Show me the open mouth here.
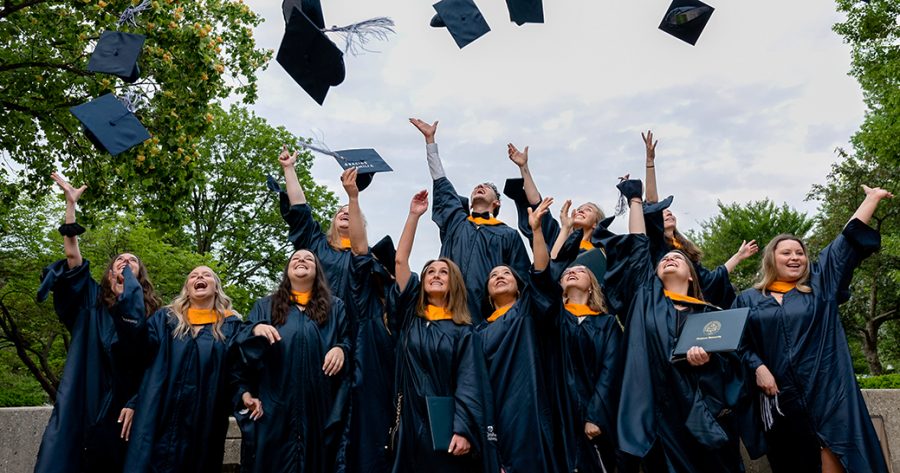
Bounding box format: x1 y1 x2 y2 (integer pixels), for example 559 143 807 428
194 280 209 290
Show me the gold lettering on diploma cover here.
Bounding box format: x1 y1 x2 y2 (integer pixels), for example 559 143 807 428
696 320 722 341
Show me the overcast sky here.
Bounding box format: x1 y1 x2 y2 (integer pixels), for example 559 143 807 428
242 0 865 268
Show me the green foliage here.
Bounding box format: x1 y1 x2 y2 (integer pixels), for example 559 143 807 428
857 374 900 389
0 0 272 230
689 199 814 291
0 352 48 407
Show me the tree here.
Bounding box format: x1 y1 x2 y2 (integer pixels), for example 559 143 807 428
0 0 272 230
690 199 815 291
180 104 338 310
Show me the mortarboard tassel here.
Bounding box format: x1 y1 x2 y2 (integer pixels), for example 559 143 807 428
760 392 784 431
323 17 396 56
117 0 152 28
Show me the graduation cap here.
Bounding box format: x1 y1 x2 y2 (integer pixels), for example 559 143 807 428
568 248 607 282
87 31 145 83
430 0 491 49
333 148 393 191
371 235 396 277
277 6 346 105
505 0 543 26
69 93 150 156
658 0 714 46
282 0 325 28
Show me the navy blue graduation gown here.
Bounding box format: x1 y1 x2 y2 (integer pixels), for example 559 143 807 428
345 254 397 473
474 268 564 473
644 197 736 308
734 218 888 472
388 274 490 473
233 295 352 473
604 234 744 472
530 269 624 473
432 176 531 322
282 202 354 302
34 261 146 473
123 309 243 473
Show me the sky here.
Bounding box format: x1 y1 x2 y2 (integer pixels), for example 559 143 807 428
241 0 866 269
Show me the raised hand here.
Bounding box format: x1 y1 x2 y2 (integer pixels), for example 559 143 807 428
341 167 359 199
507 143 529 168
736 240 759 261
642 130 657 164
409 190 429 216
862 185 894 201
50 172 87 205
241 392 264 421
279 144 299 168
528 197 553 231
559 199 574 230
322 346 345 376
409 118 438 144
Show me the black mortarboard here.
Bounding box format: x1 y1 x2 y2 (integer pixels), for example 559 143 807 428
505 0 543 25
430 0 491 49
334 148 393 191
569 248 607 282
371 235 396 277
502 177 527 203
87 31 145 83
70 93 150 156
277 6 346 105
658 0 714 46
282 0 325 28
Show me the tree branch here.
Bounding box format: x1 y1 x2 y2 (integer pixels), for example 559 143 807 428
0 0 48 19
0 61 91 75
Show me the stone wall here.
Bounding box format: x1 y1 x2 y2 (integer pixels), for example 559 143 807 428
2 390 898 472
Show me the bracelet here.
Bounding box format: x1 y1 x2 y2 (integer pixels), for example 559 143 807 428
629 198 643 204
646 165 655 168
58 223 86 237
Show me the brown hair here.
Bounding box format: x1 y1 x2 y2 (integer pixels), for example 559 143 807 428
752 235 812 294
657 250 706 302
270 250 333 326
415 258 471 325
99 254 162 318
670 230 703 262
562 266 608 314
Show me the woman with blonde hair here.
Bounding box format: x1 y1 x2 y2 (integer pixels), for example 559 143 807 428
736 186 893 473
388 190 492 472
123 265 243 473
232 248 352 472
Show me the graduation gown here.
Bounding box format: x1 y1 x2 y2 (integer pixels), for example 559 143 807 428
644 197 736 308
734 218 888 473
474 268 564 473
604 234 744 472
388 274 489 473
233 295 352 473
530 270 624 473
123 310 243 473
345 254 397 473
432 176 531 322
34 260 145 473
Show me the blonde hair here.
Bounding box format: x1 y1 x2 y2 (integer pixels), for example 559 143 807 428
324 204 367 250
752 235 812 294
562 266 608 314
166 266 237 341
416 258 472 325
579 202 605 230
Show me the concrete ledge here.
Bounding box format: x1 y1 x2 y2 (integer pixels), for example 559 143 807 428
2 390 898 473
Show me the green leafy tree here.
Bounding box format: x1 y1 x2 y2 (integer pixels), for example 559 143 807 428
690 199 814 291
0 0 272 229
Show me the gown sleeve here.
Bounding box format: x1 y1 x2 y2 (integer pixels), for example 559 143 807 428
431 177 468 240
504 232 532 281
282 202 329 251
602 234 655 317
452 328 484 446
386 273 421 332
330 297 353 362
510 190 560 253
585 316 624 434
527 267 562 327
39 259 97 330
814 218 881 295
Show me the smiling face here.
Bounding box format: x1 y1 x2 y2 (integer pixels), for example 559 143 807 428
423 260 451 300
573 203 601 229
773 239 808 282
470 183 500 212
288 249 317 284
487 266 519 300
186 266 217 303
332 205 351 233
656 251 692 282
663 209 677 232
560 265 592 292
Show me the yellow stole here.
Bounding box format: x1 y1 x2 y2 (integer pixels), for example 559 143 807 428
467 216 503 226
564 303 600 316
424 305 453 321
186 308 232 325
663 290 707 306
487 303 514 322
291 290 311 305
339 237 352 250
766 281 797 294
669 237 683 250
579 240 594 251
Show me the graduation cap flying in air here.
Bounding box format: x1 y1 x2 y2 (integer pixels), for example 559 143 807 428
277 0 395 105
70 93 151 156
86 0 152 82
430 0 491 49
298 141 393 191
658 0 715 46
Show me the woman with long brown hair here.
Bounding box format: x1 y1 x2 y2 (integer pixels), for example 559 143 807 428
736 186 892 473
605 179 745 472
232 248 352 472
34 173 161 473
123 266 243 473
389 190 492 472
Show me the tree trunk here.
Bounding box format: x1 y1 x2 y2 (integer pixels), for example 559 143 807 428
863 320 884 375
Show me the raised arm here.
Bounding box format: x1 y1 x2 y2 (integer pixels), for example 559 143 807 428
549 200 575 259
851 185 894 225
50 173 87 269
508 143 541 206
723 240 759 273
410 118 445 180
279 145 306 205
395 190 429 289
642 131 659 204
618 179 646 234
529 197 554 272
341 168 368 255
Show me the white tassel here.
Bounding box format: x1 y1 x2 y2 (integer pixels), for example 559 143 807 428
760 393 784 431
118 89 143 113
323 17 395 56
117 0 152 28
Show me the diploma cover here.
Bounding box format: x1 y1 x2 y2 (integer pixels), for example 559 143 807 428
426 396 455 452
672 307 750 360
